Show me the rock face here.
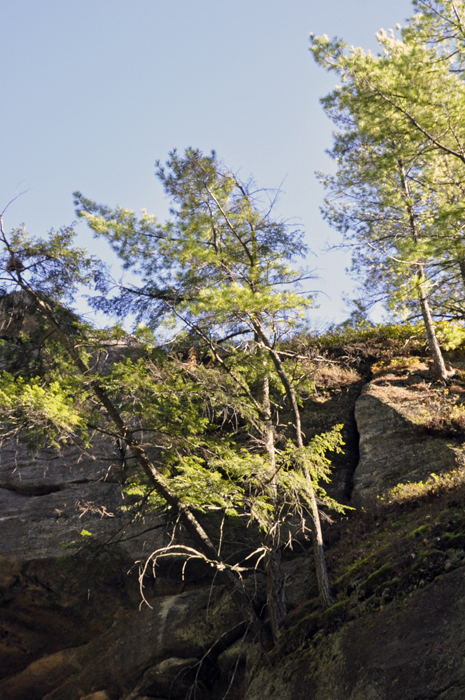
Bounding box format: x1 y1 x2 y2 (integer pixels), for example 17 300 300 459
0 429 255 700
0 434 171 694
3 368 465 699
246 565 465 700
0 436 167 561
0 585 241 700
300 379 363 503
353 380 465 505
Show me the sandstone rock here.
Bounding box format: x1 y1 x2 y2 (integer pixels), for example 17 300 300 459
0 436 168 561
0 646 82 700
211 639 252 700
0 555 20 589
127 656 199 699
1 585 239 700
216 639 251 675
246 566 465 700
0 436 121 491
300 381 364 503
353 381 464 504
5 336 465 700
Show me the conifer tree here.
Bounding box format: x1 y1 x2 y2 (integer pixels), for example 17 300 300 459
309 17 465 378
75 149 345 612
0 203 274 650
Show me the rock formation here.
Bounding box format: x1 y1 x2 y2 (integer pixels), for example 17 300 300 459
2 351 465 699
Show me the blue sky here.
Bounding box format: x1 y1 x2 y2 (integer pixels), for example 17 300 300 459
1 0 413 327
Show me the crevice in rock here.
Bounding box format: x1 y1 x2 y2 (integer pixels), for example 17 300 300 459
342 382 366 502
0 482 64 497
0 478 116 498
343 402 361 502
342 359 377 502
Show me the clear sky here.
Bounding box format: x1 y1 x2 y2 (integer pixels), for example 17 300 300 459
1 0 414 327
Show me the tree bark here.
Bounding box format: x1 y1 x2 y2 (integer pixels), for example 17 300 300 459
458 257 465 291
416 264 449 381
398 158 449 382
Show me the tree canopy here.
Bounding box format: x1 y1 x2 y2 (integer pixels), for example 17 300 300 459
75 149 346 620
309 2 465 378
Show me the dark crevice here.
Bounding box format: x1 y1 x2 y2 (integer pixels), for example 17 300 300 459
343 383 364 502
0 482 65 497
341 359 377 502
0 479 106 497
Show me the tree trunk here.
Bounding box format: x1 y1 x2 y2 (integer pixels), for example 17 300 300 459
255 323 334 608
416 265 449 381
306 490 334 608
397 158 449 382
16 280 274 652
262 375 286 639
458 257 465 290
263 539 285 639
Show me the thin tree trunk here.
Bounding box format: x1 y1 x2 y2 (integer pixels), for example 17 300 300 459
255 323 334 608
416 264 449 381
15 278 274 651
398 159 449 382
262 375 286 640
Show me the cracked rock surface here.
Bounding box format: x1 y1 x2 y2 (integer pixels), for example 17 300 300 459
0 436 167 561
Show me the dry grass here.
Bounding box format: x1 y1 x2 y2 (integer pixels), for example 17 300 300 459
313 364 360 389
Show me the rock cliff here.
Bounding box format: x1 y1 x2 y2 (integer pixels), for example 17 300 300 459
2 350 465 699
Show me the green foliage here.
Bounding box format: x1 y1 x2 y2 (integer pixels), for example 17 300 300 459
74 150 349 550
0 225 102 303
0 291 84 379
121 421 347 532
0 149 349 625
80 529 94 538
74 148 312 341
0 371 88 448
316 321 426 350
310 11 465 322
280 427 348 513
433 322 465 351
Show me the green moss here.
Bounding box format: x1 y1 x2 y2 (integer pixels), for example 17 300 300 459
379 576 401 592
324 599 349 615
363 563 394 586
446 516 465 534
335 553 375 584
407 525 429 539
443 532 465 548
412 549 444 568
283 610 321 640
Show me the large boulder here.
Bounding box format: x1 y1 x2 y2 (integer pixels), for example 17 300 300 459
352 380 464 505
0 585 241 700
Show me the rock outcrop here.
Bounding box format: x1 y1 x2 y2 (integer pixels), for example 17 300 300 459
1 585 242 700
2 357 465 699
0 436 167 562
246 565 465 700
353 379 465 504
